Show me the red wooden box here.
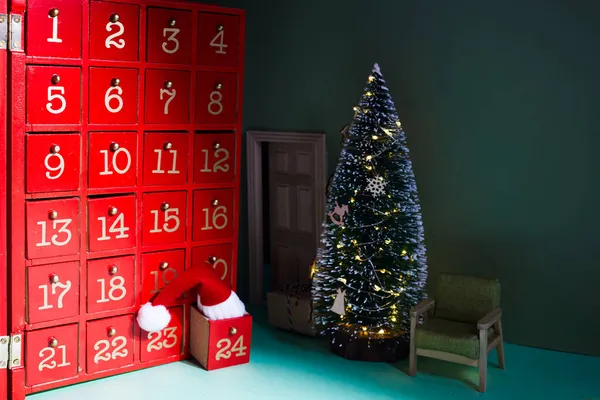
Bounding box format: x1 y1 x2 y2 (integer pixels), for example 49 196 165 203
189 306 252 371
4 0 245 398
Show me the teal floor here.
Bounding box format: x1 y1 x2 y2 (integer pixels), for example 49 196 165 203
30 308 600 400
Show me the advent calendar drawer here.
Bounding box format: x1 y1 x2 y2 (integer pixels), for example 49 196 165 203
140 306 184 362
26 0 83 59
26 198 80 260
197 13 240 68
191 243 233 285
144 69 191 124
90 1 140 62
146 7 193 65
86 315 135 374
142 191 187 246
143 132 189 186
88 132 138 189
140 250 185 304
195 72 237 125
27 262 80 324
27 66 82 125
87 256 135 314
192 189 235 242
193 132 235 184
25 324 79 387
89 67 139 124
26 133 81 193
87 195 136 252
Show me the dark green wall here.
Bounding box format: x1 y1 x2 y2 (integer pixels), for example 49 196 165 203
219 0 600 356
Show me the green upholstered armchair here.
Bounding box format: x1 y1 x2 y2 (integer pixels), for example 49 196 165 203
408 273 505 392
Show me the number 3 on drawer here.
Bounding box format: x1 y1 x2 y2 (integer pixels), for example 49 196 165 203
140 307 183 362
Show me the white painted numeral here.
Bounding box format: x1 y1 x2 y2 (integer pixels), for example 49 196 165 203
38 345 70 371
105 21 126 49
212 259 228 281
97 213 130 241
47 15 62 43
152 149 179 175
200 148 230 173
162 28 180 54
200 206 228 231
146 327 178 351
44 152 65 180
150 268 178 295
159 88 176 115
104 86 124 113
97 276 127 303
46 86 67 115
150 209 180 234
209 30 227 54
100 147 132 176
215 335 247 360
208 91 223 115
36 218 72 247
93 336 129 364
38 280 72 311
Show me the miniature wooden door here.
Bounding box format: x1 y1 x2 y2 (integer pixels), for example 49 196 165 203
5 0 244 398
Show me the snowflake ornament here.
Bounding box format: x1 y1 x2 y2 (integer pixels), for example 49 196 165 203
366 176 387 197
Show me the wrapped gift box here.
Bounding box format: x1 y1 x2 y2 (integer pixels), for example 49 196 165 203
190 305 253 371
267 285 317 337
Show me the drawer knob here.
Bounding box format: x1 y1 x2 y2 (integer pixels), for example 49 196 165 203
48 210 58 220
164 81 173 89
211 199 219 207
49 274 60 284
208 256 217 264
217 24 224 32
169 18 177 27
111 78 121 87
110 142 120 152
215 83 223 90
48 337 59 348
51 74 61 84
229 327 237 335
48 8 59 18
108 265 118 275
107 327 117 337
163 142 173 150
159 261 169 270
50 144 61 154
212 142 221 150
108 206 118 216
160 202 170 211
110 13 120 23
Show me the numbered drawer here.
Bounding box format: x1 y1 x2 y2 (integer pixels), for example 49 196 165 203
86 315 135 374
197 13 240 68
27 261 79 324
88 132 137 189
144 69 191 124
27 66 82 125
26 198 80 260
140 306 184 362
190 307 251 371
87 256 135 314
26 0 83 59
195 72 237 125
26 133 81 193
87 195 136 252
89 67 139 124
146 7 193 65
25 324 79 387
193 132 235 184
142 132 188 186
90 1 140 61
140 249 185 305
192 189 235 242
191 244 233 286
142 191 187 246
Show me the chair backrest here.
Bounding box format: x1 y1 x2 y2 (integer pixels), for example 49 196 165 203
434 273 501 323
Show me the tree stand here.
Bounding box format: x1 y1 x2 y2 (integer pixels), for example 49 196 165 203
330 329 409 362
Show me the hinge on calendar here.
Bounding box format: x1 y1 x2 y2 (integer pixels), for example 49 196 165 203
0 14 8 50
0 334 23 369
8 13 23 52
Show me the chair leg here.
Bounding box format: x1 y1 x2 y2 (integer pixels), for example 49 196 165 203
408 316 417 376
495 320 505 370
478 328 488 393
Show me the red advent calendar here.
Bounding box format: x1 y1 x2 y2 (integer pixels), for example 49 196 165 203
1 0 245 398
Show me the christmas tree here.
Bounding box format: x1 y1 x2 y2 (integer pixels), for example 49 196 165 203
311 64 428 358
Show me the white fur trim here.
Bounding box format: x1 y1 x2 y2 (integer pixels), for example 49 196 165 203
198 291 246 320
137 302 171 333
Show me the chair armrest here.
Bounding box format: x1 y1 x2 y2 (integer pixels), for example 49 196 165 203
410 298 435 317
477 307 502 330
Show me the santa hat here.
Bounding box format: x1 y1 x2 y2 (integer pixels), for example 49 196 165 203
136 265 246 333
